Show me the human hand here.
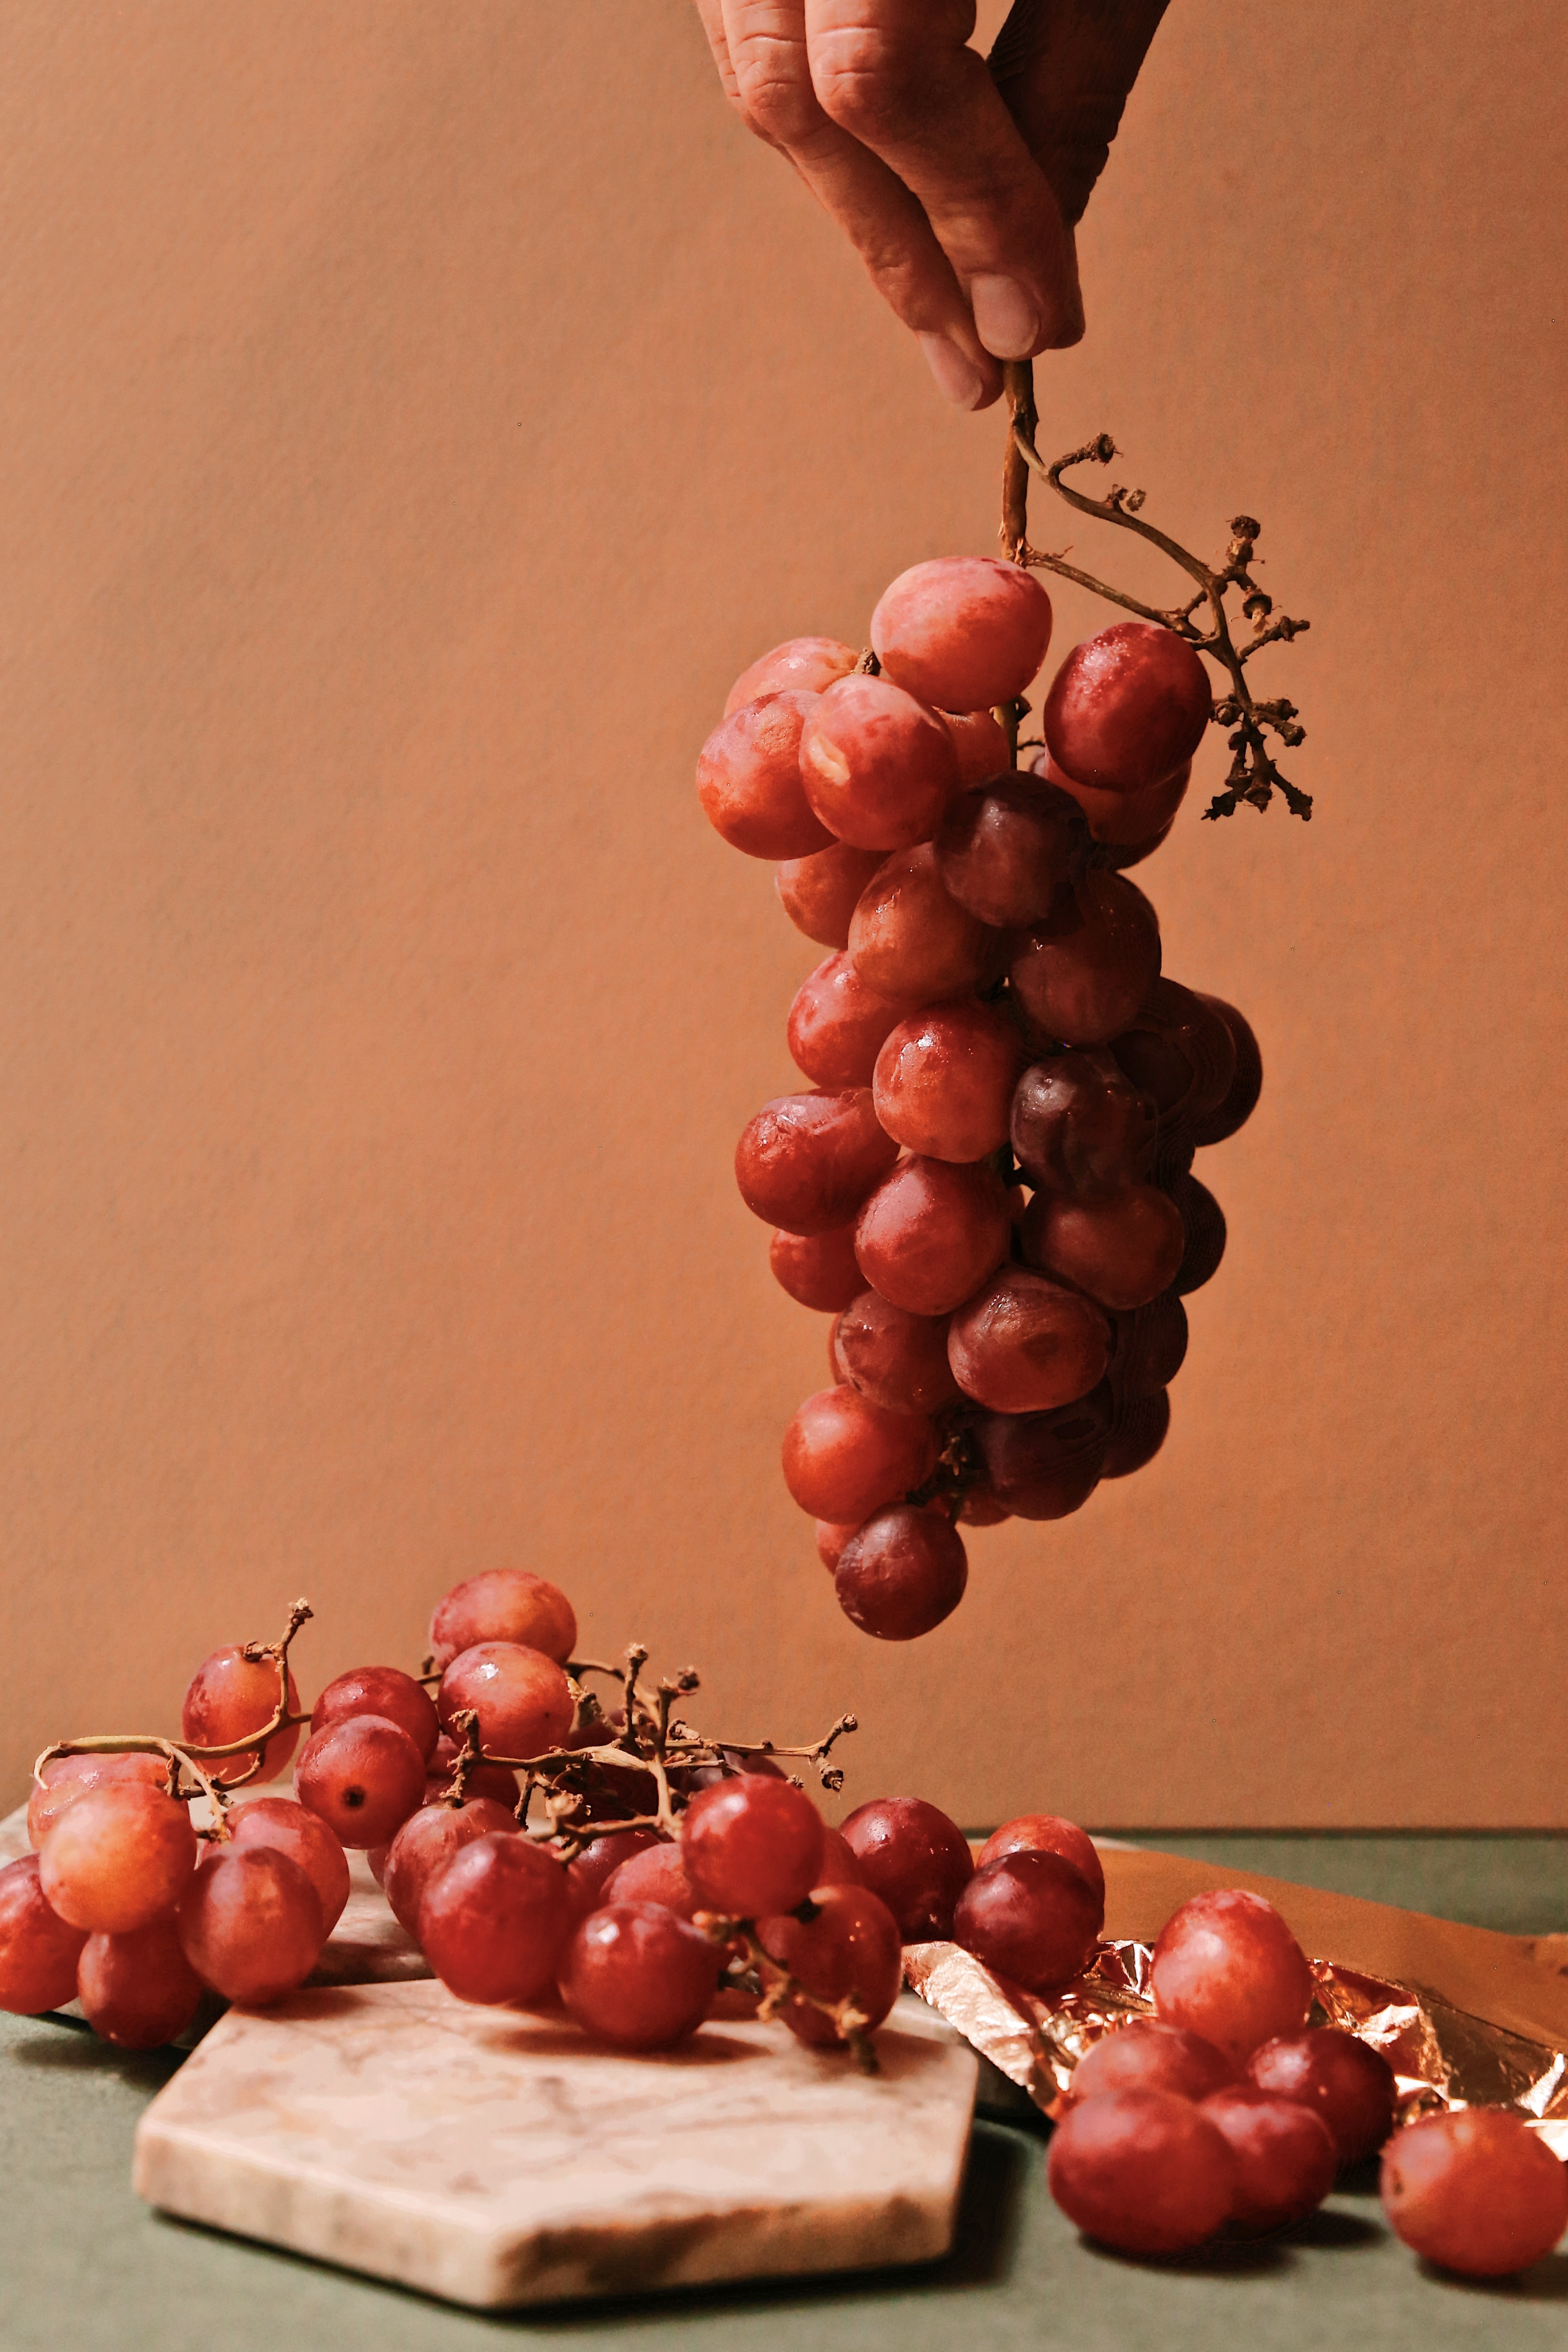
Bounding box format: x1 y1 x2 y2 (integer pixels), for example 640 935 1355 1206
692 1 1170 409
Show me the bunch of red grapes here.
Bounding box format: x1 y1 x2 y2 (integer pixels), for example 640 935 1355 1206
698 556 1262 1638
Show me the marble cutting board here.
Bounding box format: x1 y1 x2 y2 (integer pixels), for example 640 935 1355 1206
132 1981 980 2307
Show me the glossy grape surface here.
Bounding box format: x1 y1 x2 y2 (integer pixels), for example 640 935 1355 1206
697 691 837 859
974 1388 1112 1519
176 1845 324 2004
1011 1049 1157 1199
839 1796 973 1941
873 1001 1026 1163
942 707 1012 784
952 1850 1103 1994
78 1914 203 2049
419 1833 573 2005
775 842 886 950
1245 2027 1397 2168
682 1777 825 1917
781 1384 937 1522
1379 2108 1568 2276
600 1842 700 1920
437 1642 576 1763
725 636 858 715
296 1713 427 1850
381 1797 520 1934
311 1666 439 1763
758 1883 903 2046
1151 1889 1314 2062
227 1796 351 1933
848 845 1001 1005
1009 870 1161 1048
1043 622 1212 793
977 1814 1105 1902
1070 2019 1235 2105
1047 2088 1236 2256
832 1290 960 1415
557 1902 720 2049
870 556 1052 713
0 1854 89 2013
854 1155 1010 1317
735 1089 898 1237
1021 1184 1185 1312
40 1783 198 1935
787 954 903 1090
835 1505 968 1640
27 1752 168 1848
564 1828 662 1918
181 1647 301 1785
934 778 1081 928
769 1224 865 1313
948 1266 1111 1413
799 676 959 850
429 1569 578 1670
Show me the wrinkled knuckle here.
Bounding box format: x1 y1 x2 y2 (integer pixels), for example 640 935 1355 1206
732 58 821 148
812 38 928 145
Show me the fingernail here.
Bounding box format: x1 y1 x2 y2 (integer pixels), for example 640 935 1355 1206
918 332 986 410
970 274 1041 360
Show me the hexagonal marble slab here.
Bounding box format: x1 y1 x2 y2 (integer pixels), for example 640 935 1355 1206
132 1981 978 2306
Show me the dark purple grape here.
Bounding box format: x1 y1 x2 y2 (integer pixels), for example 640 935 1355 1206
973 1387 1113 1519
1011 1051 1156 1199
1112 1291 1188 1398
1102 1390 1170 1479
1170 1173 1227 1295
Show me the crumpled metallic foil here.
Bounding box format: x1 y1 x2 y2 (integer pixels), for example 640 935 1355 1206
903 1939 1568 2157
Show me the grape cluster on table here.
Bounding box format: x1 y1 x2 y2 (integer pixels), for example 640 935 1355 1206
698 557 1264 1639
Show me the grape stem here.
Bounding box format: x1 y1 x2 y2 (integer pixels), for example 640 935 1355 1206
699 1916 881 2074
999 358 1312 821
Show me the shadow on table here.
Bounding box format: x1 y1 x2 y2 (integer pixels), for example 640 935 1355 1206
1418 2252 1568 2304
10 2010 185 2095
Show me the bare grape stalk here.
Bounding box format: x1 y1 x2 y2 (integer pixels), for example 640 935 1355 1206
999 358 1311 822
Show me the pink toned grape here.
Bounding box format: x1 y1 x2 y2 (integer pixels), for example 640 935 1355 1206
1152 1889 1314 2063
1043 748 1190 843
974 1388 1113 1519
758 1883 903 2047
781 1385 937 1523
425 1733 520 1809
1011 1048 1157 1199
835 1505 968 1640
942 707 1012 784
28 1752 168 1848
978 1815 1105 1902
419 1833 573 2005
1071 2019 1235 2105
697 691 837 860
832 1289 960 1415
40 1783 197 1934
1111 978 1237 1126
775 842 886 950
1102 1390 1171 1478
437 1642 576 1762
78 1914 203 2049
854 1155 1010 1317
848 845 1001 1004
311 1666 438 1763
814 1517 861 1571
429 1568 578 1670
1191 994 1263 1147
1380 2108 1568 2276
948 1266 1110 1413
380 1796 519 1934
953 1851 1103 1994
1010 870 1162 1048
735 1088 897 1237
1113 1290 1188 1399
1246 2028 1397 2168
177 1844 323 2003
787 953 903 1090
839 1796 973 1942
934 777 1082 928
1170 1173 1227 1294
815 1828 866 1888
601 1842 699 1920
1048 2089 1236 2255
565 1828 663 1919
1043 622 1213 793
873 1001 1026 1164
1202 2086 1338 2235
799 676 959 850
558 1902 720 2049
724 635 858 715
1021 1185 1185 1312
295 1714 426 1850
181 1646 300 1785
226 1796 351 1933
0 1855 88 2013
681 1777 825 1917
769 1224 865 1313
871 557 1053 714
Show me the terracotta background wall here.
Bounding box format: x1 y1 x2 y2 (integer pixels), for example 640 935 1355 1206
2 2 1563 1824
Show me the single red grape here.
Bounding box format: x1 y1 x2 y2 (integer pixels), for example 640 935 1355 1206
871 556 1053 713
1170 1172 1227 1295
437 1642 575 1761
296 1714 426 1850
934 777 1082 928
977 1815 1105 1903
0 1855 89 2013
40 1783 198 1934
600 1841 700 1920
1111 977 1237 1126
814 1517 861 1571
814 1828 865 1888
1190 993 1263 1146
226 1796 351 1932
1070 2019 1235 2104
1011 1048 1157 1199
1246 2028 1397 2168
735 1088 898 1237
775 842 886 950
848 845 1002 1004
1101 1389 1171 1478
557 1902 720 2049
177 1844 324 2003
974 1387 1112 1520
758 1883 903 2046
697 691 836 859
1021 1185 1186 1312
787 952 903 1090
78 1914 204 2050
948 1265 1110 1413
941 707 1012 785
27 1752 168 1848
952 1851 1103 1994
681 1777 825 1917
1201 2086 1338 2235
181 1646 300 1785
1151 1890 1314 2063
839 1796 973 1941
1045 750 1190 845
310 1666 439 1763
1047 2088 1237 2257
781 1384 937 1523
854 1155 1010 1317
564 1828 663 1918
769 1223 865 1313
724 635 858 715
428 1568 578 1670
417 1833 572 2005
1043 621 1213 793
835 1505 968 1640
1380 2108 1568 2277
832 1289 960 1415
873 1000 1027 1163
799 676 959 850
378 1796 520 1934
1112 1290 1188 1399
1010 870 1162 1049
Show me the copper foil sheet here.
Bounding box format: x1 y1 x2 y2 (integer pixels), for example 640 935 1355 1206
903 1939 1568 2157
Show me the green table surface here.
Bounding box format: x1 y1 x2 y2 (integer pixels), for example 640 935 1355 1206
5 1834 1565 2352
